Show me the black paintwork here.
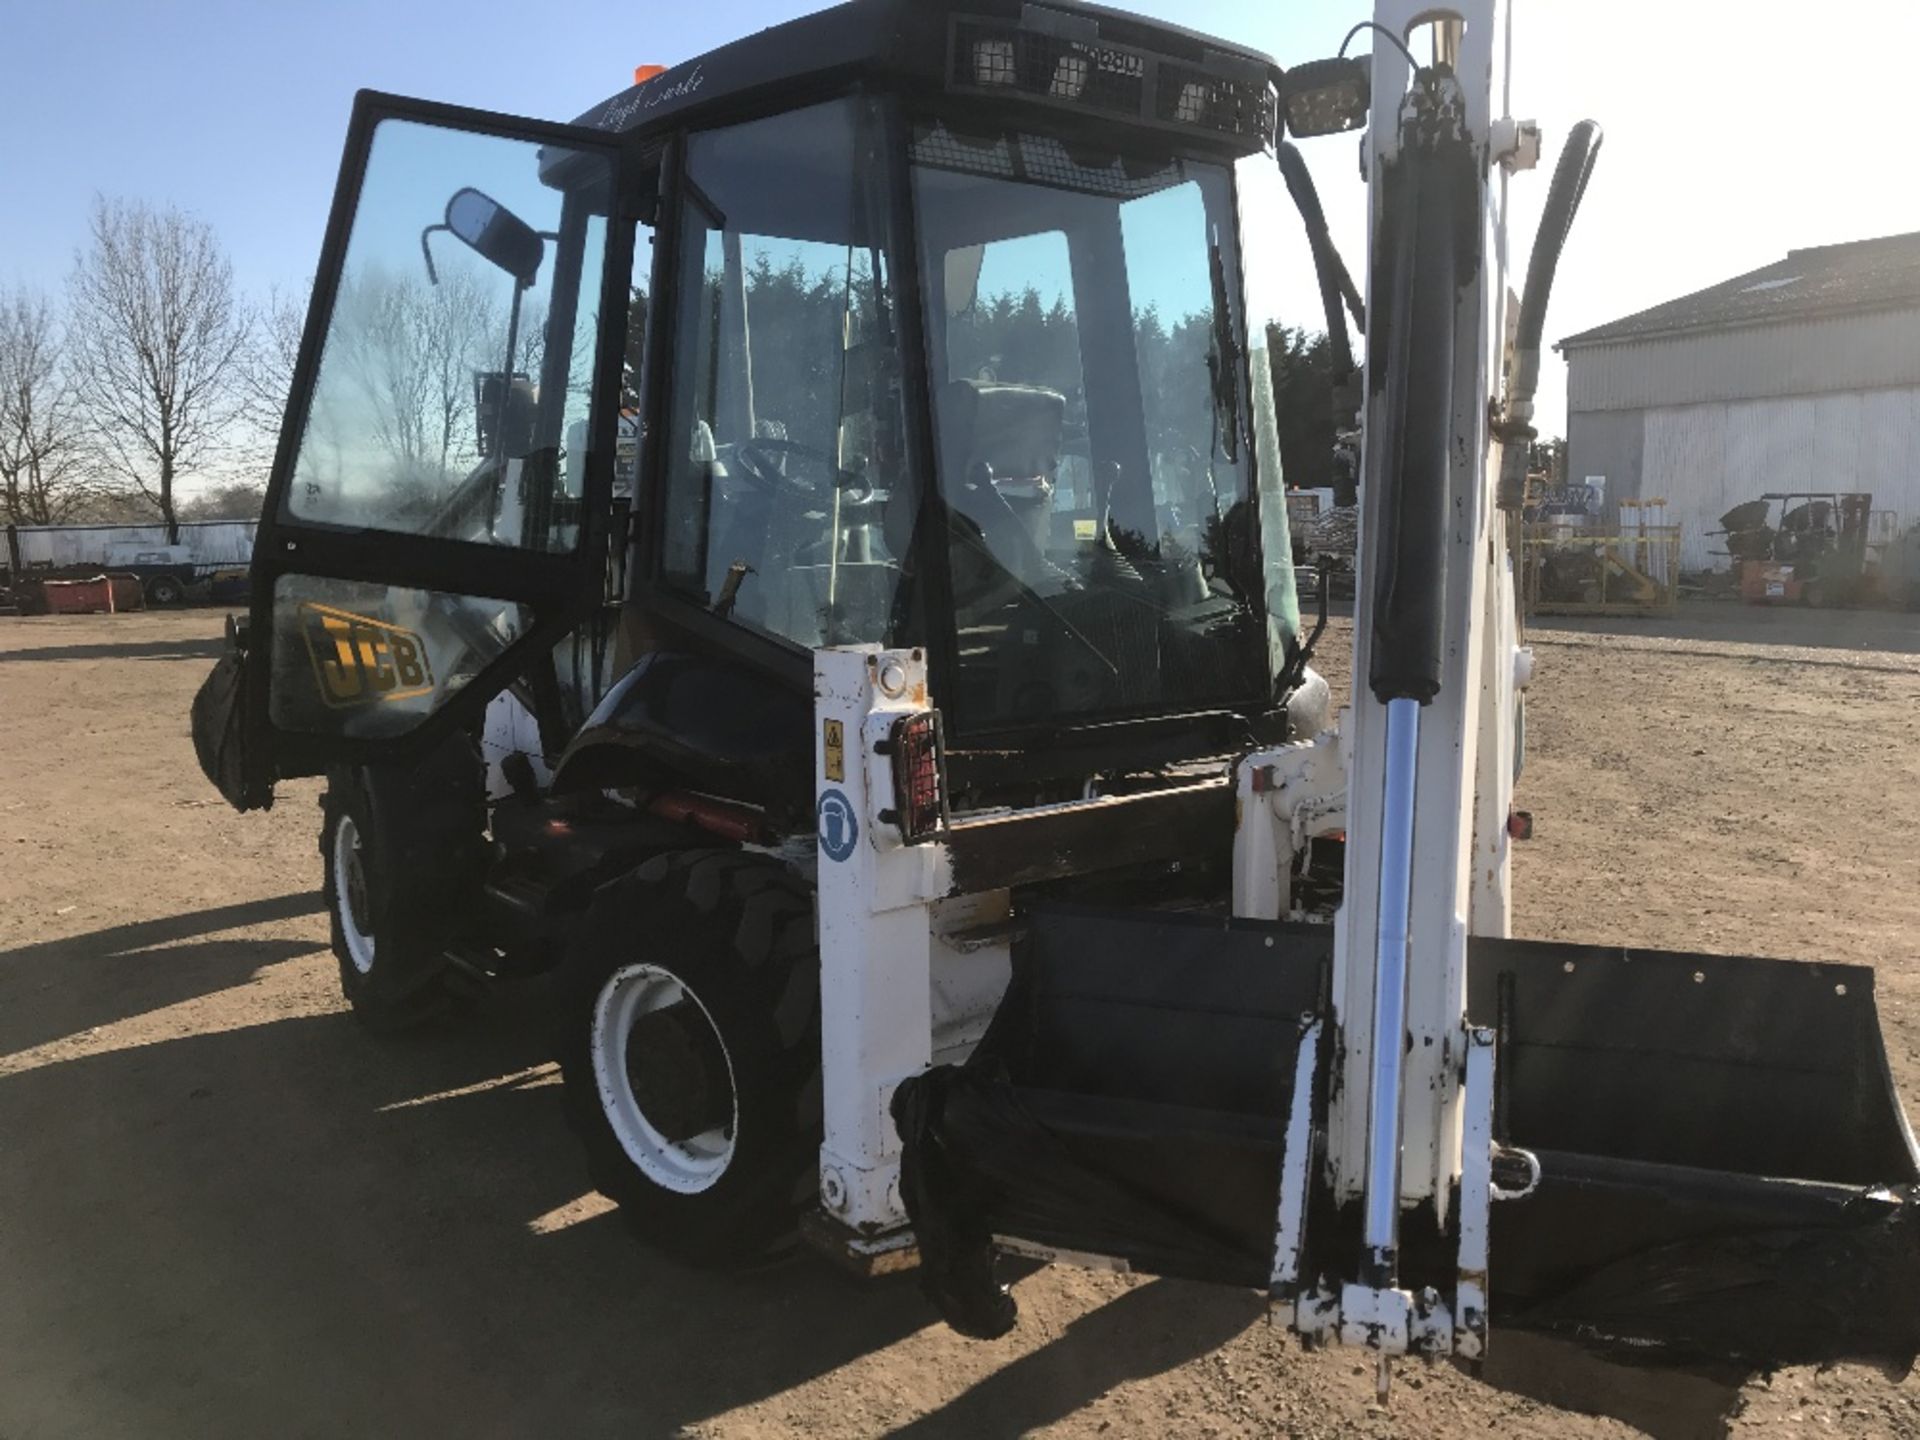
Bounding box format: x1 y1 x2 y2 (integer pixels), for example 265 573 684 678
567 0 1280 149
550 651 814 825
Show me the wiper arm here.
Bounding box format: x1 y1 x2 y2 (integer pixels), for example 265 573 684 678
952 513 1119 677
1206 224 1244 465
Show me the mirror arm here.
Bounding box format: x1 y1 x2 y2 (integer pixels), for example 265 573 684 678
420 223 449 286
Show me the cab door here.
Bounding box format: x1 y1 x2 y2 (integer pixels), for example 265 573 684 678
231 92 638 806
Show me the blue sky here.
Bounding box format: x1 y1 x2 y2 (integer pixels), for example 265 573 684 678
5 0 1919 442
0 0 1350 300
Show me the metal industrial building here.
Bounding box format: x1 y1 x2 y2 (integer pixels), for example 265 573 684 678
1560 231 1920 572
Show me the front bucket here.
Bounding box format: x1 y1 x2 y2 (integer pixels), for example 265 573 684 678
893 907 1920 1389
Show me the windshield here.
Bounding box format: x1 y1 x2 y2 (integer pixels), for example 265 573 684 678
912 120 1276 738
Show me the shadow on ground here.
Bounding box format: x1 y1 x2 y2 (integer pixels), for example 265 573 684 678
0 896 1252 1440
0 636 226 664
0 894 328 1055
892 1279 1260 1439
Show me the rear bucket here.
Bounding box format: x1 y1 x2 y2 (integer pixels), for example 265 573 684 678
893 907 1920 1391
1470 936 1920 1373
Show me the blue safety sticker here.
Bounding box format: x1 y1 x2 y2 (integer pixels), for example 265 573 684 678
817 788 859 862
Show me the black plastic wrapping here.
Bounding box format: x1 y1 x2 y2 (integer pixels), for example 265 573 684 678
893 906 1920 1391
191 627 267 813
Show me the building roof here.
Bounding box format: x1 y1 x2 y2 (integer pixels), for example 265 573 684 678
1559 230 1920 350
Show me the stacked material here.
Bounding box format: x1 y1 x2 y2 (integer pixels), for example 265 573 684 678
1306 505 1359 562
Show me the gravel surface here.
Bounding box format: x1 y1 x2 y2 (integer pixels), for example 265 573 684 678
0 605 1915 1439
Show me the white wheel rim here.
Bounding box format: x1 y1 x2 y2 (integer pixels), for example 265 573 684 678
591 963 739 1194
332 814 376 976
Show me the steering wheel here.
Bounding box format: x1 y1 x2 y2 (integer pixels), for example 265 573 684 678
731 438 860 500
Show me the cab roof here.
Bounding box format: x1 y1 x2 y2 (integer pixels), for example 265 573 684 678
570 0 1281 156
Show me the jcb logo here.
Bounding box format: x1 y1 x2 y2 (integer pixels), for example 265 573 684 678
297 602 435 708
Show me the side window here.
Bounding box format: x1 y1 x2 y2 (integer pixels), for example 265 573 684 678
661 97 915 651
288 118 611 554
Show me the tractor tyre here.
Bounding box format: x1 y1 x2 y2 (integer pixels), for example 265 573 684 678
556 849 820 1268
319 734 488 1034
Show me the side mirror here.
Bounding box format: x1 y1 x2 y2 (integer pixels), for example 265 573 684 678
429 188 545 287
1283 57 1371 139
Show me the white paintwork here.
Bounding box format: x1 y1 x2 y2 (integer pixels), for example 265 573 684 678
481 689 553 801
1335 0 1511 1227
928 891 1014 1063
814 646 950 1233
1316 0 1522 1374
331 813 375 975
1454 1026 1497 1359
1268 1016 1324 1318
1468 540 1524 939
1232 728 1348 922
591 962 738 1193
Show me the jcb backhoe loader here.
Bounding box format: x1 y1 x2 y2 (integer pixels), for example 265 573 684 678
192 2 1920 1432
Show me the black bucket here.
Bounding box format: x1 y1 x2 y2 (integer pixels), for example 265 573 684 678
893 905 1920 1388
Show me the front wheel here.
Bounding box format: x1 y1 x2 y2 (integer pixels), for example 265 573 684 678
319 736 486 1032
556 850 820 1267
145 573 186 606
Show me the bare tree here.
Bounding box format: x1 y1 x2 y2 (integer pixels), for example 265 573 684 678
325 265 498 486
0 288 88 526
68 197 251 543
239 282 309 459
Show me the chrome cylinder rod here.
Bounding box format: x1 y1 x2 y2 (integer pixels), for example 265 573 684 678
1362 695 1421 1278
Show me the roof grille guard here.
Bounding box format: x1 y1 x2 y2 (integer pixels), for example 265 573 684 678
948 12 1275 150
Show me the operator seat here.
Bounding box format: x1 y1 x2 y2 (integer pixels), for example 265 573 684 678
942 380 1067 590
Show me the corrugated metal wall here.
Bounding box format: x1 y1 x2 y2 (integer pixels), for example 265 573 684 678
1567 307 1920 413
1566 408 1645 499
1640 388 1920 569
11 521 257 570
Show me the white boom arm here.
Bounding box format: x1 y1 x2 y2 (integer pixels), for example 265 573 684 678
1241 0 1540 1393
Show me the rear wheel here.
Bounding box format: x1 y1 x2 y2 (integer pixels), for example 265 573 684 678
145 573 186 606
556 849 820 1267
319 736 487 1032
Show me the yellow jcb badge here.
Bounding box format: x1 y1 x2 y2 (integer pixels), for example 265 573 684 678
298 602 435 708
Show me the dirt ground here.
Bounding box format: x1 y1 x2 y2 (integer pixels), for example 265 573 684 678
1 603 1917 1440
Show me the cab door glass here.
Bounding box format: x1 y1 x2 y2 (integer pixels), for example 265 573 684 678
267 116 617 742
287 119 612 554
661 97 915 651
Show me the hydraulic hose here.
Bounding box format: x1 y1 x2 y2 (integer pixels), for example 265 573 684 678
1498 120 1602 505
1277 141 1365 389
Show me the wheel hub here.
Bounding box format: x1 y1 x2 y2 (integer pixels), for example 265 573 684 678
591 963 739 1194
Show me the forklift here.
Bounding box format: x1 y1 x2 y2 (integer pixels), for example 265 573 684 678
1725 491 1880 606
192 1 1920 1432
